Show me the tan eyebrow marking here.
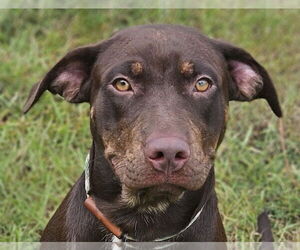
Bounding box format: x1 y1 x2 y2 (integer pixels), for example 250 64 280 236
180 61 194 76
131 62 143 76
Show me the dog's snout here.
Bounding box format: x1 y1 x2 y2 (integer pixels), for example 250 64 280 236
145 137 190 174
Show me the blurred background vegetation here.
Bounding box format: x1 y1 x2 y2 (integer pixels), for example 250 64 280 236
0 9 299 241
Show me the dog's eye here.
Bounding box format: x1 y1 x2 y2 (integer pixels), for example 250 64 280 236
114 79 132 92
195 78 211 92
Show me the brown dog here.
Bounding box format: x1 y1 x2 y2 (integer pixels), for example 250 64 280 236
24 24 282 242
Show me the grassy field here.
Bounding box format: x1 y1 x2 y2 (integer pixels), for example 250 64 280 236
0 9 299 242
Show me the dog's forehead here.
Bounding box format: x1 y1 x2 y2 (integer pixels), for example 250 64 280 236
97 25 221 71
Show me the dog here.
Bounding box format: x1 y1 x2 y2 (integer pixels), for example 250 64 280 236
24 24 282 242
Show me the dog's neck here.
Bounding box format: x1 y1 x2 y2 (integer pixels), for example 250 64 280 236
87 141 216 241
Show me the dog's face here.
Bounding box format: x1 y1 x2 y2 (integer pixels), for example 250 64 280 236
24 25 281 210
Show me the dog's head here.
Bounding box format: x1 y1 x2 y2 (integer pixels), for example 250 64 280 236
24 25 282 210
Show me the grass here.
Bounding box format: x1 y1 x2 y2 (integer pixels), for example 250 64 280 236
0 9 299 242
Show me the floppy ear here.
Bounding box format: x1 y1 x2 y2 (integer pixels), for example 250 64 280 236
213 40 282 117
23 43 102 113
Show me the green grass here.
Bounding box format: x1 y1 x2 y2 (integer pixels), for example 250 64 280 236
0 9 299 242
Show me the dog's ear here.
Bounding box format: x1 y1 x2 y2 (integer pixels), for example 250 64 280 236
213 39 282 117
23 43 102 113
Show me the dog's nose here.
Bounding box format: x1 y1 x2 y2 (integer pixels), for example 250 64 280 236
145 137 190 174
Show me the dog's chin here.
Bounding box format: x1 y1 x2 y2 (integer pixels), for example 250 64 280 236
121 184 185 214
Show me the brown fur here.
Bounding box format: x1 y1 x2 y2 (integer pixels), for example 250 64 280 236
23 24 281 242
180 61 194 76
131 62 143 76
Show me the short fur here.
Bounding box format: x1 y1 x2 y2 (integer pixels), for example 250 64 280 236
24 24 281 242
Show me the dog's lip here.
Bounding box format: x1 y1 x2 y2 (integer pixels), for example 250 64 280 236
126 183 186 195
141 183 184 193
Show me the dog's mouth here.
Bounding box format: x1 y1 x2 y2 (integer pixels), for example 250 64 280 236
121 184 185 213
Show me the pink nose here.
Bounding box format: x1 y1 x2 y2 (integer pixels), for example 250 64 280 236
144 137 190 174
